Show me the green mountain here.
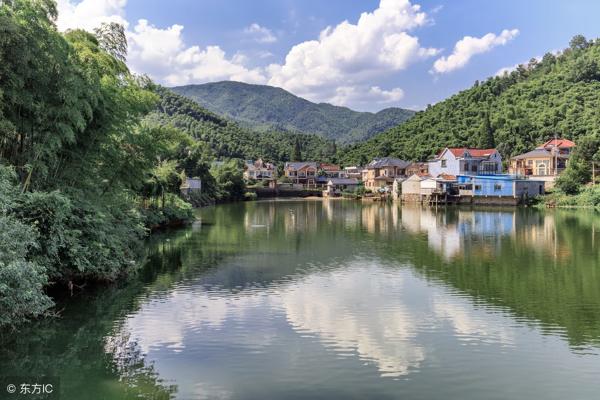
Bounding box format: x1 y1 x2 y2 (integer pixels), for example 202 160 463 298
145 87 338 163
339 35 600 166
170 81 415 145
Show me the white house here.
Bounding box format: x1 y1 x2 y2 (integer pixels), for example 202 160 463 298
428 148 502 177
244 159 276 181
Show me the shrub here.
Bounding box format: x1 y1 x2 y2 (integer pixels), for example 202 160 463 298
0 167 52 327
244 191 258 201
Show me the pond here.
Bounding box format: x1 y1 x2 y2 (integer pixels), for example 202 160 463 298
2 199 600 399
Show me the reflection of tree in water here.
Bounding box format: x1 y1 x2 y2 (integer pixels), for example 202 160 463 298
105 331 177 399
0 231 206 399
388 207 600 351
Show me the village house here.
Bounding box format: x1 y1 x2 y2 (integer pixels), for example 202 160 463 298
243 159 276 182
428 148 502 177
323 178 360 197
457 174 545 205
391 177 407 200
400 173 457 202
319 163 346 178
316 163 347 187
401 174 426 202
284 161 318 187
420 174 458 197
508 138 575 187
344 166 364 180
406 162 429 176
362 157 411 190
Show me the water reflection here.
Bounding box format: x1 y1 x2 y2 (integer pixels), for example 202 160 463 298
2 201 600 399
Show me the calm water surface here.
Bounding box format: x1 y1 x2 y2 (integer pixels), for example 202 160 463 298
2 200 600 399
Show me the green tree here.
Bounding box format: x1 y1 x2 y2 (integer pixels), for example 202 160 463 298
478 113 496 148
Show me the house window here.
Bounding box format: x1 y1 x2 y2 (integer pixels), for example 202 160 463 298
535 160 549 176
471 164 477 172
441 160 447 168
474 184 482 191
494 184 502 191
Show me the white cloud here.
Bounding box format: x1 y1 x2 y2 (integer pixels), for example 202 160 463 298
495 63 521 77
244 23 277 44
56 0 128 31
330 86 404 108
267 0 439 106
56 1 266 86
55 0 520 111
432 29 519 74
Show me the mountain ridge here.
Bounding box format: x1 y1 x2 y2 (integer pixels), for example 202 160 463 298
170 81 415 145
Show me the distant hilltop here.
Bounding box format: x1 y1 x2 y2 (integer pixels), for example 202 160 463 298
170 81 415 145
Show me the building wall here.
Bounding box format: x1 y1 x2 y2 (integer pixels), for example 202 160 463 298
402 179 422 195
515 180 545 196
430 150 502 177
420 179 437 195
472 177 515 197
429 151 459 177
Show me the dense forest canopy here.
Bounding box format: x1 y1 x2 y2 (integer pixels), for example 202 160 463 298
339 35 600 166
147 87 338 163
171 81 415 145
0 0 197 328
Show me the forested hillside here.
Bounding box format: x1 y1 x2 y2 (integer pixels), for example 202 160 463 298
339 35 600 166
0 1 199 327
171 81 415 145
146 87 338 163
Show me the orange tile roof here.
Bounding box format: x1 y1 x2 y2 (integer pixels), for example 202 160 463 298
319 163 341 171
537 138 576 149
443 148 498 158
437 173 457 180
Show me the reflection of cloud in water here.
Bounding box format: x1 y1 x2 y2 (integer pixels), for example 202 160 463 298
282 262 425 377
114 289 280 355
107 259 518 385
432 293 514 346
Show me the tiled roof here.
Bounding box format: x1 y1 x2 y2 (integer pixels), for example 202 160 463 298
285 161 318 170
436 173 457 181
327 178 359 185
445 148 498 158
319 163 341 171
537 138 576 149
511 148 569 160
366 157 411 169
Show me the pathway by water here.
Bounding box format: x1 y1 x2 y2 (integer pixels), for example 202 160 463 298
2 200 600 399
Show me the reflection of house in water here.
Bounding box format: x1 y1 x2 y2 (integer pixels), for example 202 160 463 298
457 210 515 237
514 212 571 261
244 202 277 234
400 206 461 259
361 204 400 234
283 201 320 235
400 207 517 260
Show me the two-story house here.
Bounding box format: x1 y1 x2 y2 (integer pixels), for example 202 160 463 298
428 148 502 177
284 162 318 186
344 166 364 180
244 159 276 181
362 157 411 189
316 163 347 186
508 139 575 186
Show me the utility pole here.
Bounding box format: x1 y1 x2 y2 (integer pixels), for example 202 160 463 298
554 134 558 176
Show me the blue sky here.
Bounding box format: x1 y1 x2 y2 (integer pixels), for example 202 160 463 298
57 0 600 111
